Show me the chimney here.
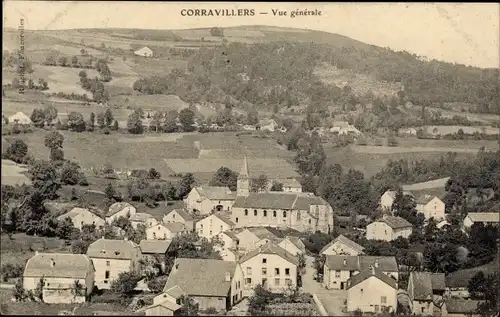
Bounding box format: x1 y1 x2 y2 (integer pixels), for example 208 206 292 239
371 265 375 275
101 236 105 240
374 260 379 268
343 258 347 266
50 258 55 267
225 272 231 282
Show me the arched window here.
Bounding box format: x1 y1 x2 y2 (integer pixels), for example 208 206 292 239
254 210 257 216
273 211 277 217
263 210 267 217
244 209 248 216
283 211 287 218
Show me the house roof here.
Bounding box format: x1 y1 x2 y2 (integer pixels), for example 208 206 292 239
24 253 93 279
374 215 413 229
8 112 32 124
139 240 172 254
346 266 398 290
160 222 187 233
444 299 482 314
221 230 239 242
165 285 185 299
106 202 134 217
279 236 306 252
162 258 237 297
239 242 299 266
56 207 103 221
165 209 193 221
320 234 365 254
466 212 500 223
445 260 498 288
278 178 302 188
409 272 446 301
130 212 155 222
196 186 236 200
86 238 140 260
247 227 282 241
332 121 350 128
212 213 236 227
402 177 450 191
415 194 439 205
325 255 398 272
259 118 278 127
232 192 329 211
147 300 181 312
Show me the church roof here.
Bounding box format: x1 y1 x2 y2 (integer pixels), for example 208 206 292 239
238 156 249 179
232 192 329 211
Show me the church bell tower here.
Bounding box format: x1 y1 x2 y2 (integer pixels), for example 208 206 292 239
237 156 250 197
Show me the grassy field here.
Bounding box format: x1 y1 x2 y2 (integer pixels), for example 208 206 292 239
424 125 499 136
395 137 499 150
1 160 31 186
109 94 189 113
353 145 483 154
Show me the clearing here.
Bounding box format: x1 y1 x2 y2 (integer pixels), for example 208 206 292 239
1 159 31 186
109 94 189 113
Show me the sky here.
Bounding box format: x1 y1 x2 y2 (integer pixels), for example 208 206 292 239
3 1 499 68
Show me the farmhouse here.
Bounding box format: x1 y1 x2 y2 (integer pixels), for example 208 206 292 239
330 121 361 135
277 236 306 256
196 213 236 240
146 223 188 240
235 226 282 251
379 190 414 211
258 118 278 132
161 258 244 311
239 242 298 296
105 202 137 224
320 234 365 256
24 252 95 304
134 46 153 57
366 215 413 241
142 299 181 316
346 266 398 313
323 255 398 290
272 178 303 193
415 195 445 221
56 207 106 230
129 212 158 229
407 271 446 316
8 111 32 125
139 239 172 272
150 285 185 312
462 212 500 230
86 238 142 289
163 208 196 231
185 186 236 215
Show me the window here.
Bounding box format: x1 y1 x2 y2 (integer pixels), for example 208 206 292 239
297 213 300 221
315 206 319 217
106 261 110 266
210 219 212 224
381 296 387 304
275 278 280 286
209 230 212 235
285 268 290 276
200 230 203 235
81 221 84 227
275 268 280 275
335 270 341 278
105 271 110 279
384 230 387 234
163 233 167 239
92 221 95 225
246 267 252 275
421 307 425 313
153 232 156 239
285 278 292 286
173 214 175 218
262 278 267 286
104 280 108 284
262 258 267 264
263 210 267 217
262 268 267 275
200 224 204 228
308 219 311 224
245 209 248 216
254 210 257 216
273 211 277 217
245 278 252 284
283 211 287 218
220 225 223 232
236 217 239 223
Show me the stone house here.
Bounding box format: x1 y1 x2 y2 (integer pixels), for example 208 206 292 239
130 212 158 229
415 195 446 221
134 46 153 57
277 236 306 256
274 178 303 193
161 258 244 311
146 223 188 240
163 209 196 232
216 230 240 252
320 234 365 256
257 118 278 132
196 213 236 240
323 255 398 290
86 238 142 289
346 266 398 313
105 202 136 224
185 186 236 215
235 226 282 252
139 239 172 273
56 207 106 231
462 212 500 230
407 271 446 316
379 190 414 211
239 243 298 296
23 252 95 304
366 215 413 241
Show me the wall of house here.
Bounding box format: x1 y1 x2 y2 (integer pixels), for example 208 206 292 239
367 222 412 241
412 300 434 316
146 305 174 316
232 207 292 229
43 288 85 304
278 240 302 256
446 288 470 299
220 249 238 262
193 296 227 311
323 267 356 290
90 258 132 289
417 198 445 221
322 241 362 256
131 218 158 230
462 217 474 229
186 189 203 212
231 264 244 304
380 193 394 211
105 206 136 224
146 225 174 240
240 253 297 297
216 233 238 252
346 276 397 313
196 216 231 240
70 212 105 230
393 227 412 240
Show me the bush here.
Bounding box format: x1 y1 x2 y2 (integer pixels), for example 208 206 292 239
1 263 23 281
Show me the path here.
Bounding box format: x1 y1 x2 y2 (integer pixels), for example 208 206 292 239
301 255 348 316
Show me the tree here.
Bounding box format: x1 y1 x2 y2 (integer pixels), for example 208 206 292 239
127 112 144 134
251 174 268 192
58 56 68 67
60 161 86 185
147 168 161 180
104 182 117 200
392 189 425 228
178 295 199 316
112 120 119 131
176 173 196 199
468 271 487 299
78 70 87 78
43 106 58 126
313 254 326 281
67 112 86 132
178 108 195 131
34 277 45 302
110 272 140 297
209 166 238 191
71 55 78 67
30 108 46 128
147 275 168 294
96 112 105 129
247 109 259 125
270 181 283 191
210 27 224 37
12 278 26 302
423 242 460 273
50 148 64 162
476 272 499 317
248 285 275 315
104 109 114 126
89 112 95 128
5 140 28 163
44 131 64 151
28 160 61 200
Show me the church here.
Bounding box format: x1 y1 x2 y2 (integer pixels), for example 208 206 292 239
230 157 334 234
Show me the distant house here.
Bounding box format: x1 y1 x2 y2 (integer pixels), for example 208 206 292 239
366 215 413 241
442 299 482 317
134 46 153 57
24 252 95 304
407 271 446 316
462 212 500 230
161 258 244 311
216 230 240 253
139 239 172 272
379 190 414 211
279 126 287 133
236 226 282 252
323 255 398 290
271 178 303 193
86 238 142 289
105 202 136 224
239 243 298 296
150 285 185 314
57 207 106 230
320 234 365 256
330 121 361 136
129 212 157 229
277 236 306 256
437 220 450 229
143 299 181 316
415 195 445 221
163 208 196 232
57 113 69 126
403 128 418 136
257 118 278 132
242 125 257 131
8 112 32 125
196 213 236 240
146 223 187 240
185 186 236 215
346 266 398 313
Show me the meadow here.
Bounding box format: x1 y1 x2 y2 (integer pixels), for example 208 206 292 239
424 125 499 136
109 94 189 113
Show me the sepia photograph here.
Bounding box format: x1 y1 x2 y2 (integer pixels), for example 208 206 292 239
1 1 499 316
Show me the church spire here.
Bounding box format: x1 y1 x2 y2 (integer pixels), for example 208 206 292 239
239 156 249 179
